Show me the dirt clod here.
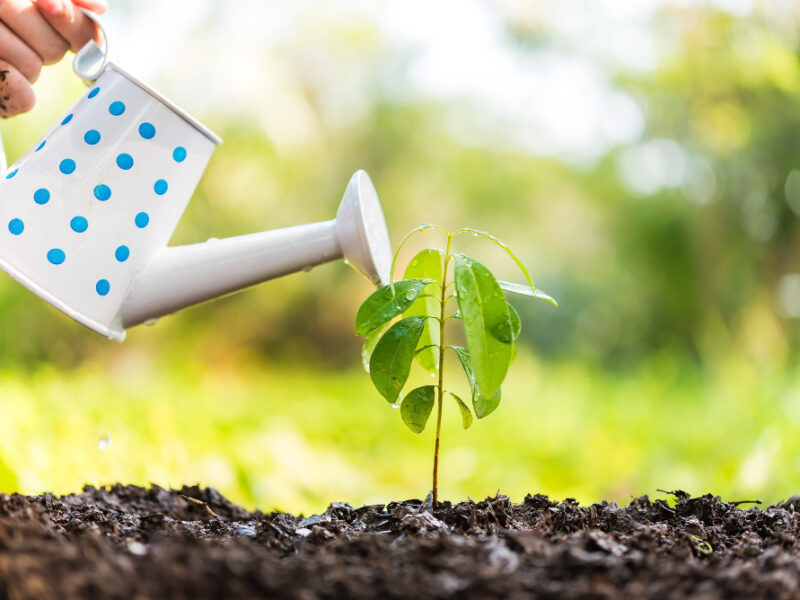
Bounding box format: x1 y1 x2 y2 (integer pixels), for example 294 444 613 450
1 485 799 598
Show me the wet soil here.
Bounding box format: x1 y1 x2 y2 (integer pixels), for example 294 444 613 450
1 486 800 599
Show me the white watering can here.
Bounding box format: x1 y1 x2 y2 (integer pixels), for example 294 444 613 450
0 12 391 341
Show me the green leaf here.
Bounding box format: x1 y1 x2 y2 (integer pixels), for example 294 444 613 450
404 249 443 373
446 391 473 429
400 386 436 433
452 346 502 419
389 224 450 286
453 254 513 398
355 279 434 336
508 303 521 341
369 316 428 403
361 327 385 373
498 280 558 308
473 384 502 418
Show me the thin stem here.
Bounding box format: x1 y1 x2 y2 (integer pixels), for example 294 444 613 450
451 227 537 295
432 233 453 507
414 344 439 356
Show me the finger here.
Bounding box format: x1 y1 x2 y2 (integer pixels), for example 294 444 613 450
0 60 36 117
70 0 108 15
0 21 42 82
33 0 98 52
0 0 69 65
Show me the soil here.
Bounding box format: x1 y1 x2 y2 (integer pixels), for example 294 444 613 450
1 486 800 599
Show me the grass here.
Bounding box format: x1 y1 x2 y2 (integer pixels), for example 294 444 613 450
0 350 798 515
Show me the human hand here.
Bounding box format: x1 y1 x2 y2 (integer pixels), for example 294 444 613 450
0 0 108 117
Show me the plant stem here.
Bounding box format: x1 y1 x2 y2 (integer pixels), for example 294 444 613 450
432 234 453 507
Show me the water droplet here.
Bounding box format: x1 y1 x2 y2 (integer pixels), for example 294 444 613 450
144 318 159 327
430 372 436 378
302 265 313 273
472 233 478 238
343 258 349 265
405 290 417 301
98 433 111 451
390 403 400 409
126 540 147 556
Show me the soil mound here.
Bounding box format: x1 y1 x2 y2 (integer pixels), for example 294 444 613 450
1 485 799 599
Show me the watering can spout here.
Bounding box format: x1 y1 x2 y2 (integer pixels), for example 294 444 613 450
118 170 392 329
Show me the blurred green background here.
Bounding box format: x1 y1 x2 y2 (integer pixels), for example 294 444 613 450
2 0 800 514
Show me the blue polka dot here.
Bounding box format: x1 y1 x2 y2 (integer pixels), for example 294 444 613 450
59 159 76 174
96 279 110 296
33 188 50 205
154 179 168 195
8 219 23 235
84 130 101 145
139 122 156 139
109 101 125 116
35 140 46 152
173 147 187 162
115 245 130 262
88 87 100 99
47 249 65 265
135 212 149 228
61 114 73 125
116 153 133 170
5 169 18 179
94 184 112 201
70 216 88 233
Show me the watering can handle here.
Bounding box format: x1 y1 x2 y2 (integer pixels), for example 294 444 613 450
73 9 111 82
0 9 109 174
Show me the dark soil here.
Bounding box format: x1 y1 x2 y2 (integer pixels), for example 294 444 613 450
1 486 800 599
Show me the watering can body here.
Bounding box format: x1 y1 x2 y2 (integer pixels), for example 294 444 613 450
0 23 391 340
0 65 218 339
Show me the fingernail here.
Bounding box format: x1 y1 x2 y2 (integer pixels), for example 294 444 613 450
33 0 65 13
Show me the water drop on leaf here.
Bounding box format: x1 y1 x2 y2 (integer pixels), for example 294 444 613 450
98 433 111 451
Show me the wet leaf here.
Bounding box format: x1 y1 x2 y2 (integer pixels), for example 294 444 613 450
452 346 502 419
401 386 436 433
454 254 513 398
355 279 434 336
404 250 443 373
361 327 385 373
369 316 428 403
473 385 501 418
498 280 558 307
508 303 521 340
447 391 473 429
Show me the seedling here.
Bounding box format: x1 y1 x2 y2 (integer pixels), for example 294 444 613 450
355 224 557 505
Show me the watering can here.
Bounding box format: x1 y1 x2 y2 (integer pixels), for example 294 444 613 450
0 12 392 341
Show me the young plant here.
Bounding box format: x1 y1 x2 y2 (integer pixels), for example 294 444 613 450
355 224 557 505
